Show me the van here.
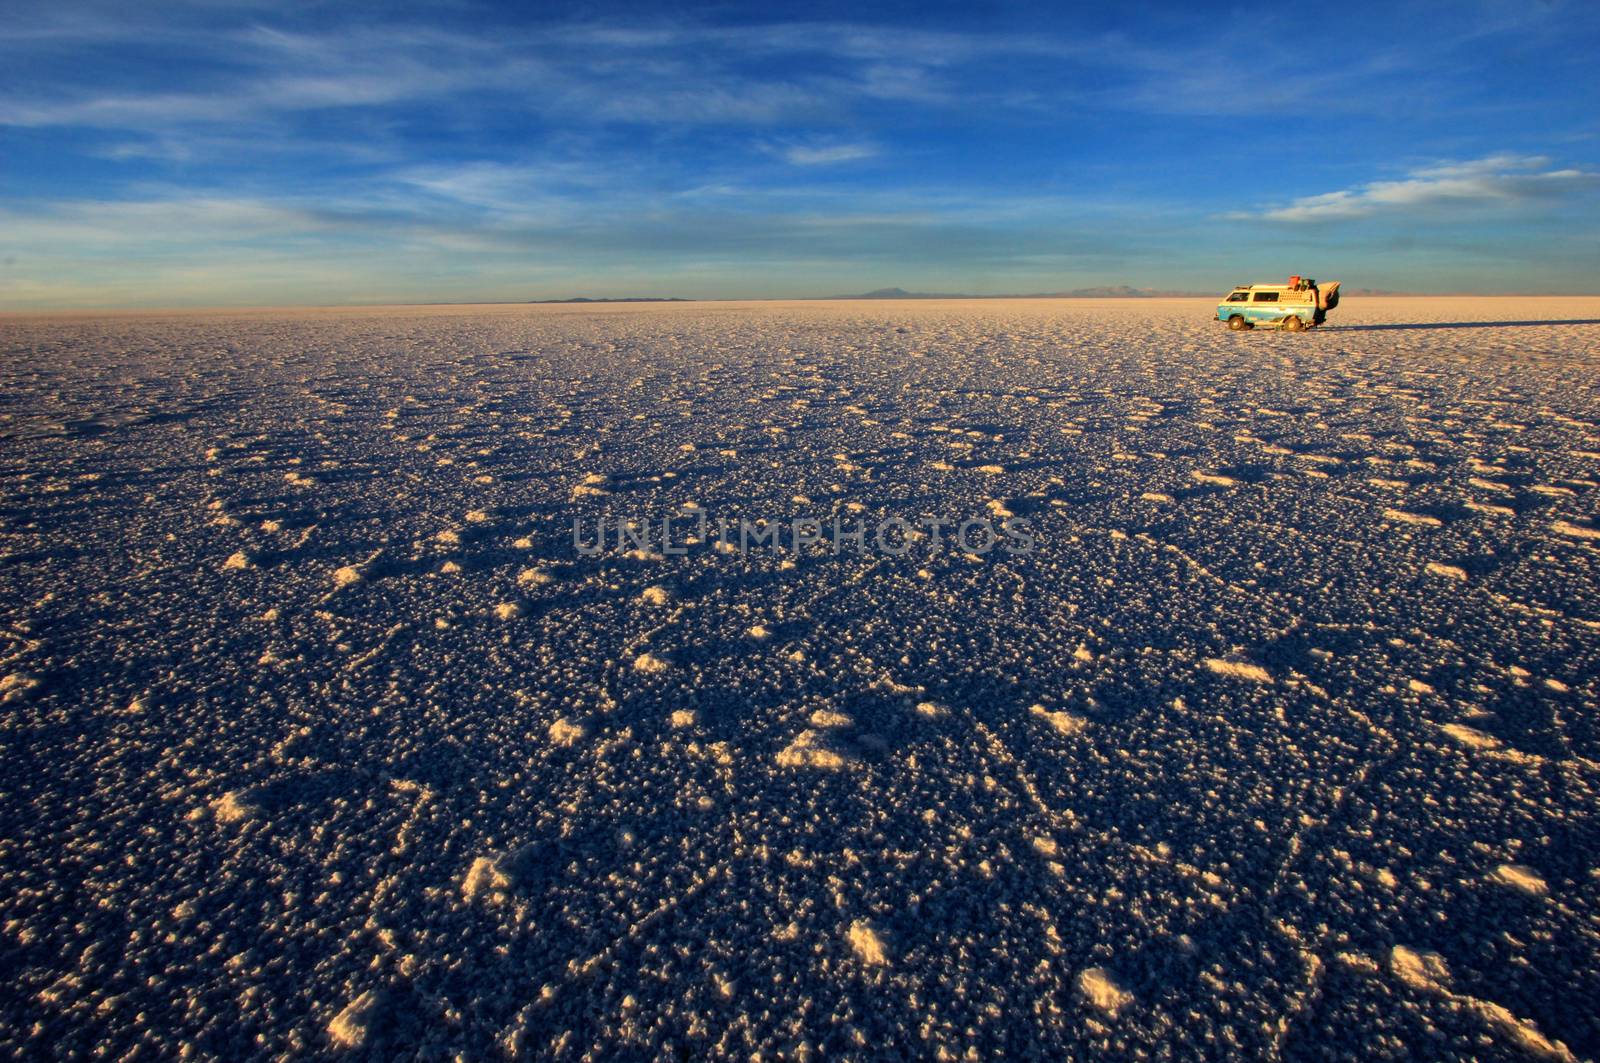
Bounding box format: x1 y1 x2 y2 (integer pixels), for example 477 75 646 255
1216 277 1340 331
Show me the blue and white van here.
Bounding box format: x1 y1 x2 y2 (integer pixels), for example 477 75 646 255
1216 278 1340 331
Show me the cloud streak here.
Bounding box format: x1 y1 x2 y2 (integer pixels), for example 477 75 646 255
0 12 1443 139
0 19 1066 135
779 143 878 165
1247 155 1600 222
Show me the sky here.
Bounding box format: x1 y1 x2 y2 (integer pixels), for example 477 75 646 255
2 0 1598 308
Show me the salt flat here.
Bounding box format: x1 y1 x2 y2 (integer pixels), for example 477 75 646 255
1 297 1597 1060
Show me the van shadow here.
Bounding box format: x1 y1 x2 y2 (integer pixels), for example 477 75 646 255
1329 319 1600 332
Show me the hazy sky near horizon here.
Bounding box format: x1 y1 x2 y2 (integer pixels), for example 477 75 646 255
3 0 1598 308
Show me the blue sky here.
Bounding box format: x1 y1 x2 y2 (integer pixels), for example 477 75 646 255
2 0 1598 308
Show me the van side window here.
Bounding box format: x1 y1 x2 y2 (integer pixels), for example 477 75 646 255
1252 292 1279 303
1226 292 1249 302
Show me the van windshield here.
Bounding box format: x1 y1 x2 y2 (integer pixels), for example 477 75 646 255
1226 292 1248 302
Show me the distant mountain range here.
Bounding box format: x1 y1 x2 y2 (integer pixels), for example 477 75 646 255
529 296 693 304
822 286 1214 300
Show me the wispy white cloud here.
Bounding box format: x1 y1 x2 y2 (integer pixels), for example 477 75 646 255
4 4 1590 143
1245 154 1600 222
779 142 878 165
0 197 334 247
0 16 1198 139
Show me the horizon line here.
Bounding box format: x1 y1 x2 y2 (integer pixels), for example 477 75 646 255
10 292 1600 316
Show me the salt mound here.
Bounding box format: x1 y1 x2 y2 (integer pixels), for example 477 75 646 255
328 990 380 1048
1490 863 1547 895
1203 658 1273 683
462 855 513 902
846 920 889 966
776 730 853 770
633 652 671 674
1030 704 1089 735
1077 967 1132 1015
548 717 587 746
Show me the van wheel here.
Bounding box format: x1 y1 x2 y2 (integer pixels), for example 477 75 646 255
1227 315 1250 331
1283 315 1305 332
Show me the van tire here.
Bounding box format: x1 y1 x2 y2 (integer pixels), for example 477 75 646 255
1227 315 1250 331
1283 315 1306 332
